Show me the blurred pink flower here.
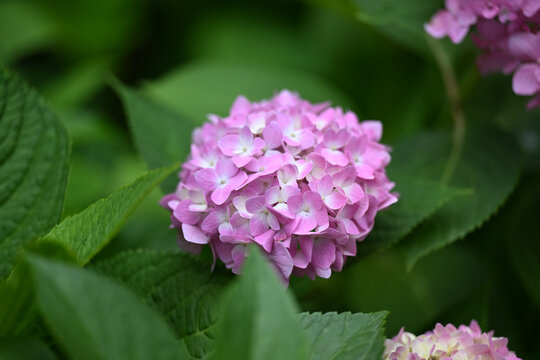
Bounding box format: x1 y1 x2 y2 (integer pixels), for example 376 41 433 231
425 0 540 109
161 90 397 282
384 320 521 360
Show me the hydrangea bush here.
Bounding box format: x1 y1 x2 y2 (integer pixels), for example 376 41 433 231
426 0 540 108
160 90 397 281
384 321 521 360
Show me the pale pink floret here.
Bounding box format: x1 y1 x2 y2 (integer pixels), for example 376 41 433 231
425 0 540 109
161 90 397 281
384 320 521 360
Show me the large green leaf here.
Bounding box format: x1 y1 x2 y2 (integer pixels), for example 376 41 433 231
113 80 192 192
40 164 177 265
144 61 355 122
0 66 70 282
26 255 189 360
93 249 231 360
298 311 388 360
392 128 520 269
365 178 469 254
211 247 309 360
0 338 57 360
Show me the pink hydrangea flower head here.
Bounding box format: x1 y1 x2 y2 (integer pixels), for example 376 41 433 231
384 320 522 360
425 0 540 109
161 90 397 282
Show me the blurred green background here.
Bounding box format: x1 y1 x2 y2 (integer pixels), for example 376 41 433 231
2 0 539 358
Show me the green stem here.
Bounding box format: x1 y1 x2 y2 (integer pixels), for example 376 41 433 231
427 37 466 185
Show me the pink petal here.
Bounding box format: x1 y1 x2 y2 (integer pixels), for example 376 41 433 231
173 200 201 225
425 10 452 39
509 33 540 61
250 137 266 154
513 64 540 95
238 126 253 146
324 190 347 210
286 194 303 214
248 112 267 134
360 121 383 141
232 155 252 168
339 218 360 235
254 229 274 253
217 134 239 157
321 148 349 166
228 171 248 190
297 130 315 149
262 122 283 149
230 95 250 116
265 186 281 204
312 238 336 269
293 213 318 234
292 237 312 269
317 175 334 196
304 191 324 211
268 242 293 280
182 224 209 244
216 158 239 179
246 196 266 214
344 183 365 204
201 209 226 233
277 164 298 187
194 168 219 190
250 213 270 236
211 186 233 205
267 212 280 231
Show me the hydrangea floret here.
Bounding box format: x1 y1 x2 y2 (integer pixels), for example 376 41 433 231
384 321 521 360
161 90 397 281
425 0 540 109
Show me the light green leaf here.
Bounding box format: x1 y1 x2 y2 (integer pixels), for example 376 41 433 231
112 80 193 192
26 255 189 360
93 249 231 360
0 66 70 282
0 338 57 360
365 178 470 254
41 164 178 265
144 61 355 122
298 311 388 360
393 128 520 269
212 247 309 360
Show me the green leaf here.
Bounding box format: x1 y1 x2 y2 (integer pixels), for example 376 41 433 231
212 247 309 360
311 0 441 54
0 338 57 360
26 255 189 360
298 311 388 360
112 79 193 192
365 178 470 254
93 249 231 360
0 1 56 62
40 164 178 265
393 128 520 269
0 66 70 282
504 176 540 310
144 61 355 122
352 0 440 54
